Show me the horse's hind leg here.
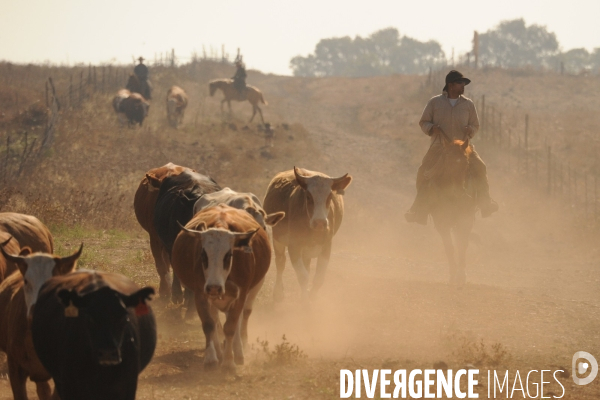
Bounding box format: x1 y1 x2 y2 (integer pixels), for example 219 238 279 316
437 226 457 284
258 106 264 124
249 105 257 123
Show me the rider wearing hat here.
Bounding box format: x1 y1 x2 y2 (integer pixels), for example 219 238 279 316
405 70 498 225
232 57 247 96
133 56 152 99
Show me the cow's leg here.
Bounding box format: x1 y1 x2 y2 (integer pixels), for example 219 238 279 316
233 316 244 365
209 304 224 361
220 99 226 115
241 277 265 349
35 380 52 400
196 294 220 369
273 240 287 302
150 234 171 298
288 244 309 300
436 225 457 284
184 288 197 319
302 252 312 273
222 294 246 372
312 242 332 297
171 272 184 304
7 356 28 400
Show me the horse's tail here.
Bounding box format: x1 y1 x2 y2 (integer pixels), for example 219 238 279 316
260 92 267 105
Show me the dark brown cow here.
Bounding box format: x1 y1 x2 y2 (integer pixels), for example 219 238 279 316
31 271 156 400
166 86 188 128
113 90 149 127
0 212 54 254
134 163 193 297
0 243 82 400
263 167 352 301
171 205 271 372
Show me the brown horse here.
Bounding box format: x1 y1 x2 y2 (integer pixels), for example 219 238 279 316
427 136 477 285
126 74 152 100
209 79 267 124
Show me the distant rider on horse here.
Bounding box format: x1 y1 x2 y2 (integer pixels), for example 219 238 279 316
405 70 499 225
231 56 247 97
133 56 152 99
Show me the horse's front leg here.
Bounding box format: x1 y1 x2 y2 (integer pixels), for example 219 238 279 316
436 225 457 284
220 99 226 115
454 218 474 286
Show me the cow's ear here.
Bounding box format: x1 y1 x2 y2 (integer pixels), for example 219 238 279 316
122 287 155 316
146 173 161 189
57 289 83 317
19 247 32 257
234 228 259 252
1 242 28 275
54 243 83 275
331 174 352 194
265 212 285 227
293 166 308 189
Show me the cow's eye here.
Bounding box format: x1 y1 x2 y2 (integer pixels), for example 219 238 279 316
23 279 29 286
223 251 231 269
201 249 208 269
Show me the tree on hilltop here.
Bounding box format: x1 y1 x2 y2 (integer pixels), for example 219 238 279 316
290 28 446 77
478 19 559 68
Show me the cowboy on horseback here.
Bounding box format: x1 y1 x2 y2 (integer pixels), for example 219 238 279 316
231 56 247 98
133 56 152 99
405 70 499 225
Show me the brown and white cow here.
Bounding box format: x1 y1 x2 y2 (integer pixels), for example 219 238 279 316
166 86 188 128
193 187 285 230
263 167 352 301
113 89 149 127
0 242 82 400
133 163 193 297
171 205 272 372
0 212 54 254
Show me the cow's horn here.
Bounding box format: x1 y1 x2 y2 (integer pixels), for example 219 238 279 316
0 237 24 264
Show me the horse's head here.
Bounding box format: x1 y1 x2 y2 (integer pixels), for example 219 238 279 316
126 74 141 94
427 138 471 199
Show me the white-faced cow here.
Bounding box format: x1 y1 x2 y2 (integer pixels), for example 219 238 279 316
171 205 271 372
31 271 156 400
0 241 81 400
113 89 149 127
193 187 285 230
133 163 193 297
263 167 352 301
153 170 221 308
166 86 188 128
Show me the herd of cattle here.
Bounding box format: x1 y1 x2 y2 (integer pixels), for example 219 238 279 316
0 162 352 399
112 80 188 128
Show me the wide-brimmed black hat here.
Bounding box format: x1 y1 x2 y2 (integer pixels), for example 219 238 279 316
442 70 471 92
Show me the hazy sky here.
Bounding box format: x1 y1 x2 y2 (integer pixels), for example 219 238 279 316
1 0 599 75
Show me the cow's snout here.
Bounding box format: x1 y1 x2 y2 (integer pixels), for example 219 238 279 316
98 348 122 366
311 219 329 231
205 285 223 297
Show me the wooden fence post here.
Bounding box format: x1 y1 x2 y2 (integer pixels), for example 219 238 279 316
524 114 529 176
547 146 551 195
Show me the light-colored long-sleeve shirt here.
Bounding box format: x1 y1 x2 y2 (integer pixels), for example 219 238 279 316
419 93 480 142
